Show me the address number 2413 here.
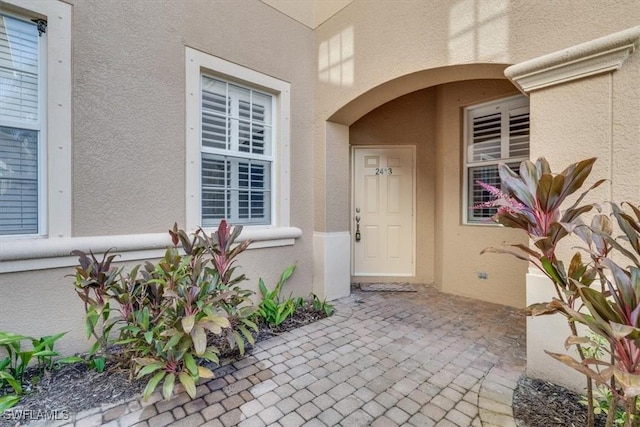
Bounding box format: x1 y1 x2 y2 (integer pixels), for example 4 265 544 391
375 168 393 175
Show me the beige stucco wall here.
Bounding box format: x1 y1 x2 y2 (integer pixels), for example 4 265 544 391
314 0 640 231
313 0 640 305
75 0 317 288
0 0 315 355
523 30 640 392
314 0 640 126
348 81 528 306
4 0 640 354
435 80 528 307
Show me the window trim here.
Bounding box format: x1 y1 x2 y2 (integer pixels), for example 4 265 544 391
1 0 72 240
185 47 291 233
462 94 529 225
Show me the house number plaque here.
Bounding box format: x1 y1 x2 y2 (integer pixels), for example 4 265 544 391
375 168 393 175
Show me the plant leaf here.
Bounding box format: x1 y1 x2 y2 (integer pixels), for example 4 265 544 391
136 363 164 379
182 315 196 334
143 371 166 401
545 351 607 385
178 372 196 398
191 326 207 356
183 353 198 377
0 395 20 412
162 373 175 400
526 302 558 316
198 366 215 379
614 368 640 397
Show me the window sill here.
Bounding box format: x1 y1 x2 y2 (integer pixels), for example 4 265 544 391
0 226 302 273
463 221 502 227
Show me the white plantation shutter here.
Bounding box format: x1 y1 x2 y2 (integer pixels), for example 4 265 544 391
509 106 529 158
201 76 273 225
466 95 529 222
0 14 41 235
470 111 501 162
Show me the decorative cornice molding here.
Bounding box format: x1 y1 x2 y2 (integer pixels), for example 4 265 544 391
505 26 640 93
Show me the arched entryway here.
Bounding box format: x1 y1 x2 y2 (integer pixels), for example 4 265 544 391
313 63 528 308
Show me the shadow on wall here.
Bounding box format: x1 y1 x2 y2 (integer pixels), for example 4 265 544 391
448 0 510 64
318 26 354 87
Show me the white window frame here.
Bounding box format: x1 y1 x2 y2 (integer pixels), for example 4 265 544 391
185 47 291 235
463 94 529 225
0 0 72 240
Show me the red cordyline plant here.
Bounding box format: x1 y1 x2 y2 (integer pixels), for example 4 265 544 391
482 157 640 426
73 220 258 401
548 204 640 426
479 157 606 426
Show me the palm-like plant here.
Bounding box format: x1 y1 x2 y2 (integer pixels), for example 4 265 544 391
480 157 605 426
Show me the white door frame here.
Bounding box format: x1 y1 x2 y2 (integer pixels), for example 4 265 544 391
350 145 416 277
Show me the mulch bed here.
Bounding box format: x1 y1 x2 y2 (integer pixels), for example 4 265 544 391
513 376 607 427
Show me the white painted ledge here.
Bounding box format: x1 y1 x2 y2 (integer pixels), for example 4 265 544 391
313 231 351 301
525 269 585 392
0 226 302 273
505 26 640 93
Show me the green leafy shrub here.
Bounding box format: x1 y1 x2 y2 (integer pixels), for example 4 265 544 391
311 294 335 317
0 331 80 411
257 265 298 327
72 220 258 400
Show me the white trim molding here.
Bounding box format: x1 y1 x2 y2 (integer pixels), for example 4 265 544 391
185 47 292 231
1 0 73 239
505 26 640 93
0 226 302 273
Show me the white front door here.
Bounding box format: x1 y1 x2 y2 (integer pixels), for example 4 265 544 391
352 147 414 276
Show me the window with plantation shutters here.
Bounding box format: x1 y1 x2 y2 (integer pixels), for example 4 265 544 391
200 76 273 226
464 95 530 223
0 13 42 235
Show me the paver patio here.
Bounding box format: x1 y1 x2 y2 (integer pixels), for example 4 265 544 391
47 284 526 427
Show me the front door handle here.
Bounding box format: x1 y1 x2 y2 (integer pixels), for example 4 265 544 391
355 213 361 242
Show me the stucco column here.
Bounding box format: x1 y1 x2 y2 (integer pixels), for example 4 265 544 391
505 26 640 392
313 121 351 300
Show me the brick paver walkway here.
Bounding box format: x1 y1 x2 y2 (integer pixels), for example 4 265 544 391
39 285 526 426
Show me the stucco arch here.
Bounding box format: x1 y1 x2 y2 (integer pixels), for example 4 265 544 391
327 63 510 126
313 62 527 305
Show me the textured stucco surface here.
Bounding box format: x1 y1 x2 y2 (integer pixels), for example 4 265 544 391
71 0 315 237
4 0 640 349
1 0 315 354
312 0 640 237
313 0 640 125
68 0 316 300
434 80 528 308
525 29 640 389
313 0 639 303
